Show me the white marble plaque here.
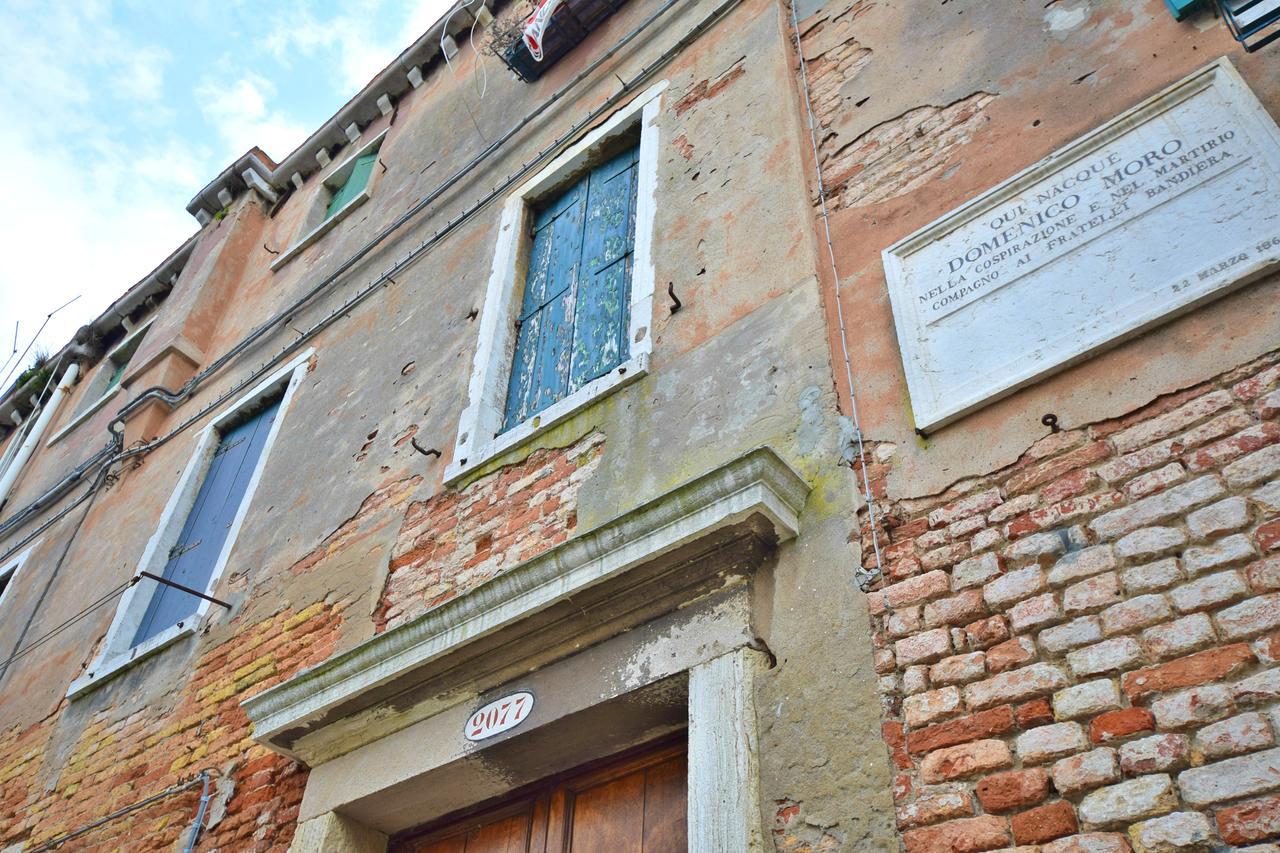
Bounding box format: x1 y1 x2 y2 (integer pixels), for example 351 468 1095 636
883 60 1280 431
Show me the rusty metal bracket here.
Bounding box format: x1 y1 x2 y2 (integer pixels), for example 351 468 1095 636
134 571 231 610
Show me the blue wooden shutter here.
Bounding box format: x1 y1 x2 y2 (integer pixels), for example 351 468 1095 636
503 144 639 431
130 396 281 647
326 151 378 219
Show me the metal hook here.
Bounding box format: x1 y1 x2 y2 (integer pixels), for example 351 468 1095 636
1041 413 1061 433
411 438 442 458
667 282 682 313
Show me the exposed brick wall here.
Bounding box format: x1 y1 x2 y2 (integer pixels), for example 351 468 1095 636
861 353 1280 850
0 603 344 851
377 432 604 631
795 2 993 212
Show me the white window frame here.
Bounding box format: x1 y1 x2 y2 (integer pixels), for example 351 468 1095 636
271 129 389 272
47 317 156 446
447 81 665 484
67 349 314 699
0 544 36 614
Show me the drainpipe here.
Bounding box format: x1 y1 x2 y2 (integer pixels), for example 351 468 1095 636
0 363 79 510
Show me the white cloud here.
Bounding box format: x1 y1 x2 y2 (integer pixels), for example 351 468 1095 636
195 72 311 160
109 46 171 103
0 2 198 371
260 0 456 93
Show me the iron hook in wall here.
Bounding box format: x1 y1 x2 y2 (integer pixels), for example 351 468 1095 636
667 282 682 314
411 438 442 458
1042 413 1061 433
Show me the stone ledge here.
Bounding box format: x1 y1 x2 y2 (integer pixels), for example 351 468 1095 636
242 446 809 759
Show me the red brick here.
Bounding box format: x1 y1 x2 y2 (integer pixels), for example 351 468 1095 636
1233 363 1280 401
1216 793 1280 845
1089 708 1155 744
1259 520 1280 552
903 815 1012 853
1121 644 1256 700
907 706 1016 754
1044 469 1101 505
884 570 951 608
1107 389 1233 453
1017 698 1055 728
882 721 912 770
975 768 1050 813
965 615 1010 650
1008 441 1110 496
1187 422 1280 471
986 637 1036 673
919 738 1012 782
896 791 975 830
1012 800 1079 845
924 589 987 629
930 488 1003 529
1248 556 1280 593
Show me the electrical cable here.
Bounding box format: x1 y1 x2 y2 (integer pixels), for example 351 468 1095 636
0 295 80 392
788 0 884 589
0 462 111 683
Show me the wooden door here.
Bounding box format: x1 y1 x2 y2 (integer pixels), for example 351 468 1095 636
391 740 686 853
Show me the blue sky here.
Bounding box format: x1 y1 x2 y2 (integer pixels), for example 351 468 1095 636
0 0 455 388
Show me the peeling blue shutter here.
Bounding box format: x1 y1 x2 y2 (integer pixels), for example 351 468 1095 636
503 144 639 431
131 397 281 647
326 151 377 219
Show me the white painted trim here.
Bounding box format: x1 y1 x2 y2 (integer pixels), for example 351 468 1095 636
68 349 316 699
271 129 389 272
270 190 371 271
48 318 157 446
689 648 768 852
46 387 119 447
0 544 37 615
447 82 666 483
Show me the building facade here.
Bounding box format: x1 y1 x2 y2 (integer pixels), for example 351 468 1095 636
0 0 1275 850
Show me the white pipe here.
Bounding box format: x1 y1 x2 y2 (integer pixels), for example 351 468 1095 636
0 363 79 509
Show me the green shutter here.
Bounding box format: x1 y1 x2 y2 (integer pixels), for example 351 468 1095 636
104 360 127 393
326 151 378 219
503 144 640 432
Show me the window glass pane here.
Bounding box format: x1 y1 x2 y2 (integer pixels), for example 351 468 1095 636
502 142 639 431
326 151 378 219
130 396 281 647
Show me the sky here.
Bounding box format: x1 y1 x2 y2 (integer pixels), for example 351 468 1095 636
0 0 458 389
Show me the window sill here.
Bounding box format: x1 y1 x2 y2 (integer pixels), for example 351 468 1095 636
270 190 371 272
46 387 120 447
66 621 195 700
445 352 648 484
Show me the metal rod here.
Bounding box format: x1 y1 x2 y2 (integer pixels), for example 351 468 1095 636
183 771 214 853
30 773 205 851
136 571 231 610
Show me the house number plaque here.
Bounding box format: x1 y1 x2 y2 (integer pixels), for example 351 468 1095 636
465 691 534 742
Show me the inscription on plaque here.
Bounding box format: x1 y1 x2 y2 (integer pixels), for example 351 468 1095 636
883 60 1280 430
